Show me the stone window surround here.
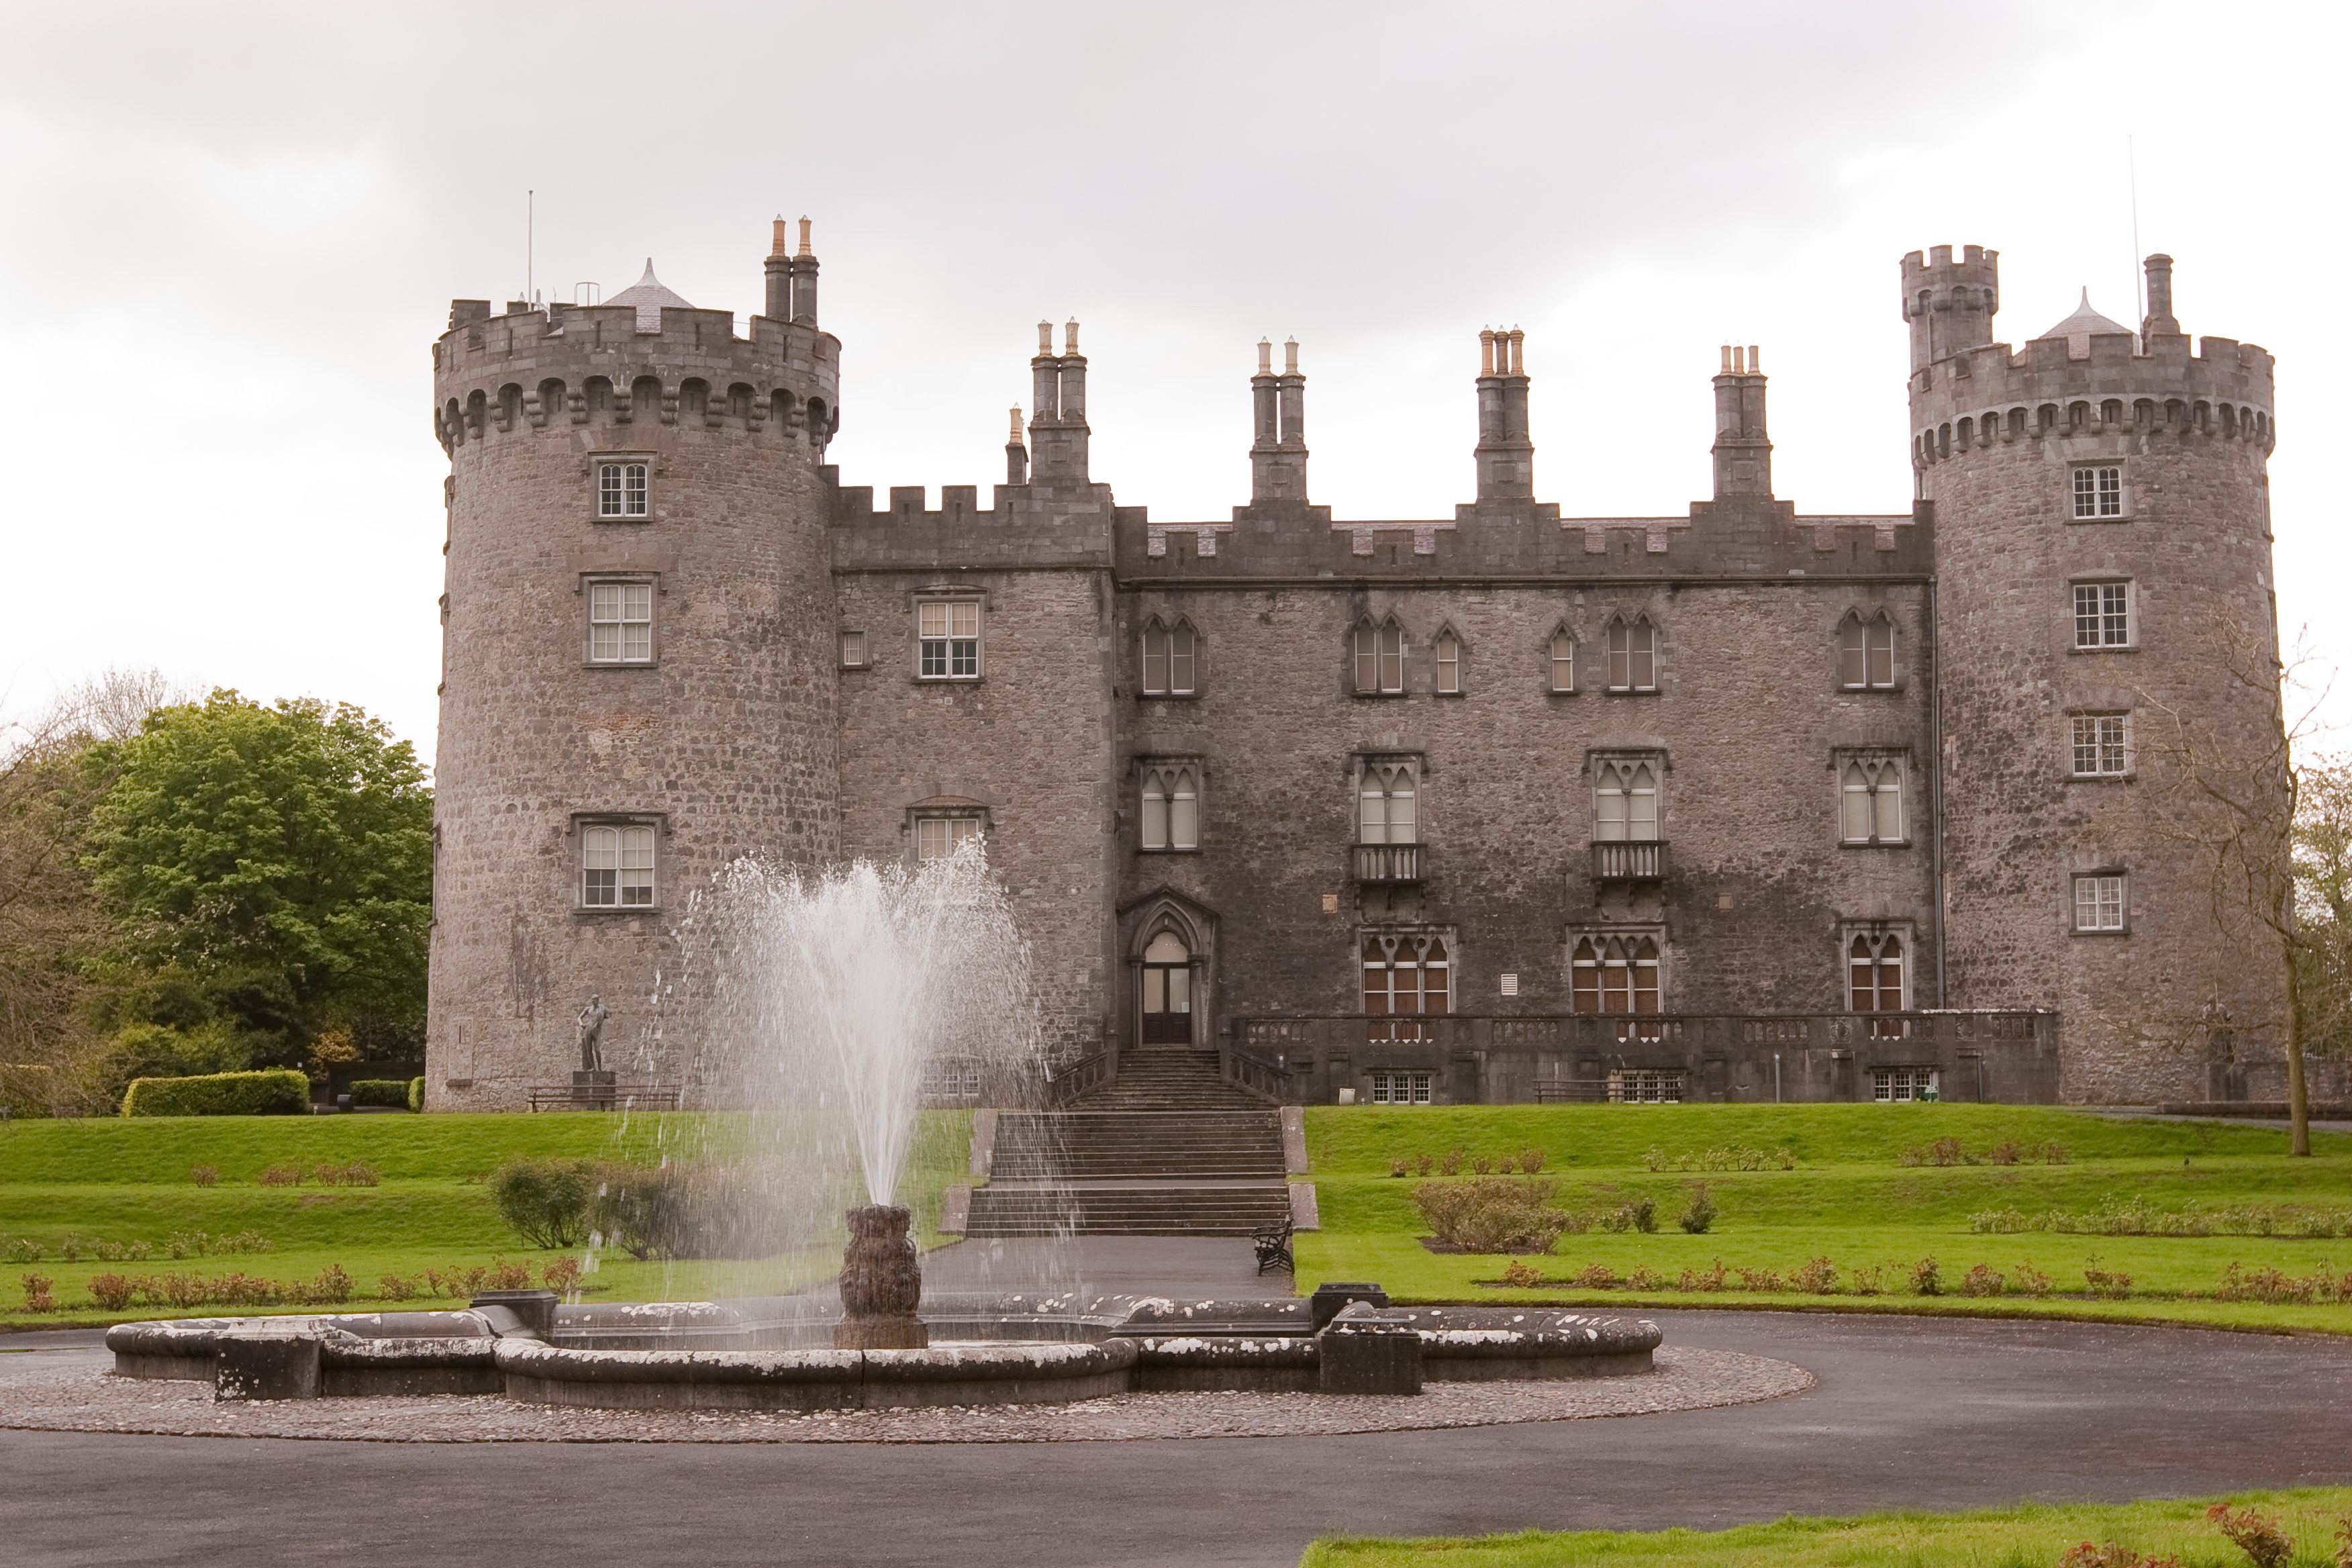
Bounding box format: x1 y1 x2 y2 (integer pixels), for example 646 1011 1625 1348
2068 575 2138 654
580 573 660 668
904 798 990 861
910 588 986 683
1832 747 1910 847
2068 460 2133 524
587 450 660 524
840 629 869 669
1565 922 1670 1012
1836 608 1904 692
1357 924 1459 1044
1139 615 1203 699
1837 919 1914 1011
1587 748 1667 842
1434 626 1466 697
569 812 665 916
1136 756 1204 854
2065 705 2135 782
1351 614 1408 698
2069 866 2130 936
1544 626 1576 697
1353 750 1425 846
1600 612 1663 695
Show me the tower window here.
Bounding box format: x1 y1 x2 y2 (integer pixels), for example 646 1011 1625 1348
2072 465 2125 519
1605 616 1657 691
1354 618 1405 694
1141 619 1199 695
1549 631 1575 693
1140 764 1200 851
1839 613 1896 689
587 581 653 664
918 600 981 679
1839 757 1904 844
2073 873 2127 932
596 461 650 520
2072 582 2133 649
581 823 656 908
1436 632 1463 694
2071 714 2130 777
1594 758 1660 842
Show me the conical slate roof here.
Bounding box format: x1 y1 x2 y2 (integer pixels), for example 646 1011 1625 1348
2039 288 2133 355
606 259 693 311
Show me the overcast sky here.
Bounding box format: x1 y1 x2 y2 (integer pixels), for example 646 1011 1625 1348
6 1 2345 763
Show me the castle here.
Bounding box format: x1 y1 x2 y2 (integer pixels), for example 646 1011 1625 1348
425 222 2305 1110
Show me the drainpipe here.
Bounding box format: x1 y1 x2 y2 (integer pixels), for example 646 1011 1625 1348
1928 575 1949 1006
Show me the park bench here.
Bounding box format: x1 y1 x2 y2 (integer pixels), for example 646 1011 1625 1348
1253 1215 1294 1275
525 1083 683 1112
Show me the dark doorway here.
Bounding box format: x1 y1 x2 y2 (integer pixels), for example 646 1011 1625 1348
1140 930 1193 1044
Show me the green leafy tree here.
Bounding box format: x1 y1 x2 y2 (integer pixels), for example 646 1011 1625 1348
82 691 431 1064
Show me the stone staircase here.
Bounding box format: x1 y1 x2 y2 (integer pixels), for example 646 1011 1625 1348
962 1048 1293 1238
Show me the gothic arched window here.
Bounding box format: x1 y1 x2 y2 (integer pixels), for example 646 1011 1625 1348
1571 935 1660 1015
1594 760 1659 842
1354 616 1405 694
1363 932 1450 1040
1140 764 1199 851
1359 763 1418 845
1839 758 1904 844
1605 616 1657 691
1141 618 1199 696
1839 611 1896 689
1848 932 1906 1013
1549 630 1575 693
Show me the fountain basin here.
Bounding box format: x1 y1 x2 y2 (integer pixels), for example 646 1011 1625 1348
497 1338 1136 1412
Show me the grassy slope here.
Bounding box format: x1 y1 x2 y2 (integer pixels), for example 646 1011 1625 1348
0 1110 970 1329
1297 1105 2352 1334
1304 1489 2352 1568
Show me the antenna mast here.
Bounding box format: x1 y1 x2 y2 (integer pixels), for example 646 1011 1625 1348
2127 138 2143 329
527 189 534 303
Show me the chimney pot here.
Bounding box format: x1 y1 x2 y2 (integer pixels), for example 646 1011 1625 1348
1749 344 1761 373
1038 321 1055 355
796 217 813 257
1257 337 1273 373
1064 320 1080 355
1283 336 1299 375
771 217 789 257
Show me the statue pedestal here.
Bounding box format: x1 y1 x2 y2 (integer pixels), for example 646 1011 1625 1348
571 1071 616 1108
834 1203 929 1351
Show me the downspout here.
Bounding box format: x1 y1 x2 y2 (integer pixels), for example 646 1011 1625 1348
1928 575 1948 1007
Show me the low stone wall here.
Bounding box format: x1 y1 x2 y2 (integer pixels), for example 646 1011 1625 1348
496 1338 1138 1412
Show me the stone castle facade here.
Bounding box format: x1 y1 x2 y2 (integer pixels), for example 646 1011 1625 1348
425 224 2308 1110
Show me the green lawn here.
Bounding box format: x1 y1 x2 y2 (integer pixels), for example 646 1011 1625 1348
0 1110 970 1330
1297 1105 2352 1334
1304 1489 2352 1568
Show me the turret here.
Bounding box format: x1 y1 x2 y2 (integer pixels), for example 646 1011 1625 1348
1710 344 1771 499
1473 327 1532 503
1900 243 1999 374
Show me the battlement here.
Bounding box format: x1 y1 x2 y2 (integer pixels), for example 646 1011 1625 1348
1900 244 2000 373
431 299 840 456
1910 332 2275 468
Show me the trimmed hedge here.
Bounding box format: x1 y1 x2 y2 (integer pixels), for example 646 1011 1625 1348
121 1070 311 1118
349 1079 411 1109
407 1077 425 1113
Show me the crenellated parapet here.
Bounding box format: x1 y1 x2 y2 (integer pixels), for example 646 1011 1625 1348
430 299 841 456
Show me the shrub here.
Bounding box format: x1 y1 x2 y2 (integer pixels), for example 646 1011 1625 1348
167 1229 270 1259
1677 1260 1728 1292
2082 1257 2133 1300
1518 1148 1547 1175
1573 1263 1619 1289
87 1273 134 1312
1412 1177 1571 1255
2206 1503 2294 1568
1736 1267 1784 1293
1645 1145 1796 1173
1986 1140 2022 1165
2 1236 42 1263
1899 1137 1972 1168
2013 1259 2054 1297
378 1273 417 1302
299 1265 356 1306
406 1077 425 1113
20 1273 54 1313
1677 1183 1717 1234
1388 1158 1408 1178
489 1157 597 1249
1626 1265 1667 1290
1471 1155 1493 1175
1412 1153 1435 1177
189 1165 217 1187
2213 1263 2320 1306
2333 1516 2352 1568
1439 1148 1465 1176
258 1165 301 1187
1496 1155 1516 1175
1849 1264 1883 1296
1960 1263 2006 1297
542 1257 583 1293
2061 1544 2179 1568
1499 1259 1543 1289
1792 1256 1838 1293
1626 1196 1657 1234
310 1162 379 1187
1908 1257 1941 1295
348 1079 411 1108
589 1162 700 1261
121 1069 309 1118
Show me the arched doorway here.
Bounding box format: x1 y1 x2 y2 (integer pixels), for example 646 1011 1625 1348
1140 930 1193 1044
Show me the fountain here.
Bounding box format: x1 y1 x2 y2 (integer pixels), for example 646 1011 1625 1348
105 839 1671 1410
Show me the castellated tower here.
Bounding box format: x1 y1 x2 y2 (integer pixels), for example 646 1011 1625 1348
1911 244 2286 1101
425 221 843 1108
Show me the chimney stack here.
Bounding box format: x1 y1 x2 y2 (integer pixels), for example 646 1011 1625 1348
2143 253 2181 338
1251 337 1309 507
788 217 818 324
1006 405 1028 486
1474 328 1532 503
763 215 792 320
1710 343 1773 499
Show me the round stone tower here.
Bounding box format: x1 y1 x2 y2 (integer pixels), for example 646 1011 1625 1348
1910 244 2285 1102
426 222 842 1108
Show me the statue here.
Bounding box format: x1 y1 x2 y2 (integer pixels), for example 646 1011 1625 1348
834 1204 928 1349
575 996 610 1074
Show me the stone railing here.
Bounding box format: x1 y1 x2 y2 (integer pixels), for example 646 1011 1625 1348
1042 1047 1116 1106
1589 840 1668 881
1351 843 1424 883
1218 1042 1287 1103
1228 1010 2060 1106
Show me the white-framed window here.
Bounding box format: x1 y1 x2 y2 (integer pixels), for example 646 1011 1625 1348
1142 618 1199 695
1608 1069 1684 1104
2073 873 2127 932
918 600 981 679
1354 617 1405 694
2071 464 2125 520
1367 1071 1433 1106
1549 630 1575 693
1839 612 1896 689
1359 761 1419 845
1140 764 1199 851
2071 714 2130 777
1605 616 1657 691
581 822 656 908
915 815 981 861
1594 758 1660 842
1363 931 1450 1041
1873 1067 1939 1103
1571 934 1661 1015
1436 631 1463 694
840 631 868 669
1839 757 1905 844
595 460 650 520
2073 581 2133 649
587 580 653 664
1847 930 1907 1012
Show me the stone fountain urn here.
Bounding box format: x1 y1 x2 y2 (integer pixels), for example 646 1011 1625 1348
834 1204 928 1350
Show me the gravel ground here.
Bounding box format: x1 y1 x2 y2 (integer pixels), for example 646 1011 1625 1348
0 1345 1805 1444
